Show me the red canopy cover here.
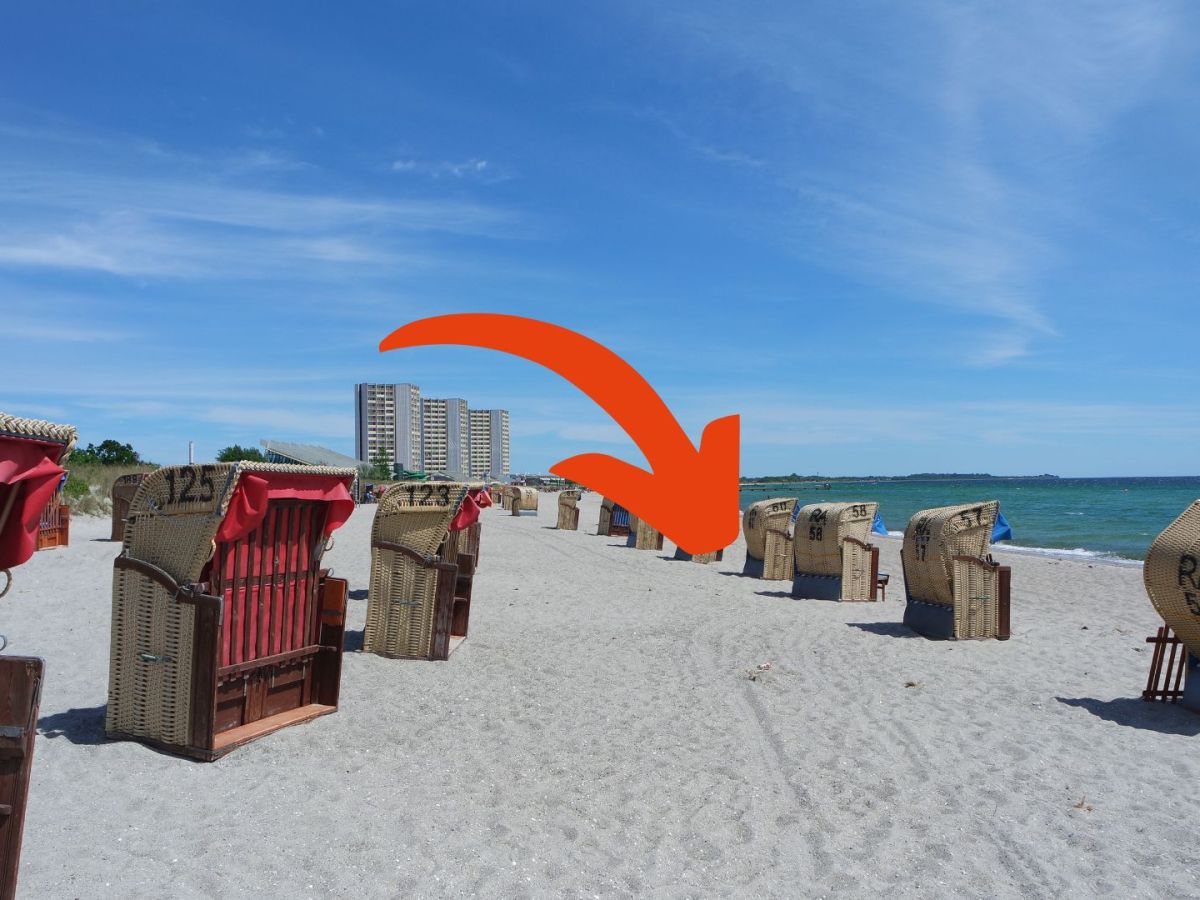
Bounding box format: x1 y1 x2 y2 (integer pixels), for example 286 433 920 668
215 472 355 543
0 436 68 570
449 487 492 532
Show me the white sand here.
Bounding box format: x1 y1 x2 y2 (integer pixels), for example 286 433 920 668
6 492 1200 898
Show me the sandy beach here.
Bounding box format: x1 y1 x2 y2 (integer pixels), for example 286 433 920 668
5 491 1199 898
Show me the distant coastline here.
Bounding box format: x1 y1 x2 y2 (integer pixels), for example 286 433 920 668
740 473 1059 487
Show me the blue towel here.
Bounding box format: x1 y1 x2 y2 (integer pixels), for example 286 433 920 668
871 511 889 535
992 511 1012 542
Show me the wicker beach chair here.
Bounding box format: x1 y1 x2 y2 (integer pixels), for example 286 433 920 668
557 490 581 530
35 476 69 551
110 472 148 542
510 486 539 517
597 497 631 538
673 547 725 564
625 513 664 551
791 502 880 601
1142 501 1200 710
0 413 74 898
742 497 797 579
364 482 480 660
0 413 76 591
900 501 1011 640
105 462 356 760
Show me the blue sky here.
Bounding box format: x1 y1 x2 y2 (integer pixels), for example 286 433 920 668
2 2 1198 476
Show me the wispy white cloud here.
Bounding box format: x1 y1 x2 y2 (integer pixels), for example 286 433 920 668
0 168 516 235
513 417 631 445
629 0 1186 365
0 164 521 277
391 156 511 182
0 118 191 162
220 148 312 174
0 316 136 343
605 103 764 169
199 405 351 438
0 215 429 277
730 396 1200 449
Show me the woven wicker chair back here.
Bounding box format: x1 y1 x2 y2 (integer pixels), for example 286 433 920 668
743 498 798 561
514 487 539 511
901 501 999 606
559 490 581 508
364 482 470 658
107 462 354 747
793 502 877 576
1144 500 1200 658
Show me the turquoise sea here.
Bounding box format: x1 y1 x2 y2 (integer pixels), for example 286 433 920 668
740 477 1200 563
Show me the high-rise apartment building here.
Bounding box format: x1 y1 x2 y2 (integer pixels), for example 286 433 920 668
469 409 510 478
468 410 491 477
355 384 509 478
354 383 422 471
421 397 470 478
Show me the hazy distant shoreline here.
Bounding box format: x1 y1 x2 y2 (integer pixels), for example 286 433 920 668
740 475 1059 487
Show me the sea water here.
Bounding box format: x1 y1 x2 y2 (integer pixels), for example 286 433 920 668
740 477 1200 563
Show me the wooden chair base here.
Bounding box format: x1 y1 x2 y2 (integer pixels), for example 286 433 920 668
792 546 881 602
107 574 348 761
1143 626 1197 708
673 547 724 563
626 530 664 551
0 656 43 899
108 703 337 762
902 569 1012 640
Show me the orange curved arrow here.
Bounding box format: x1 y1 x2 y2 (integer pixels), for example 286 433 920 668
379 313 739 554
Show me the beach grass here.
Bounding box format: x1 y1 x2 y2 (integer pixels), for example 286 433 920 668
62 462 157 516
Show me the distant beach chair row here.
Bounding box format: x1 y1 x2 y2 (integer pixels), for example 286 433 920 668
576 494 724 563
741 496 1010 639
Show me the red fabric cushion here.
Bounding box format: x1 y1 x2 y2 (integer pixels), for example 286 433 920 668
215 472 355 543
0 437 68 570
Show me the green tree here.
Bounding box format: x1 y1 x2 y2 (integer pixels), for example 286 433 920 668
216 444 267 462
369 451 394 481
73 439 141 465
